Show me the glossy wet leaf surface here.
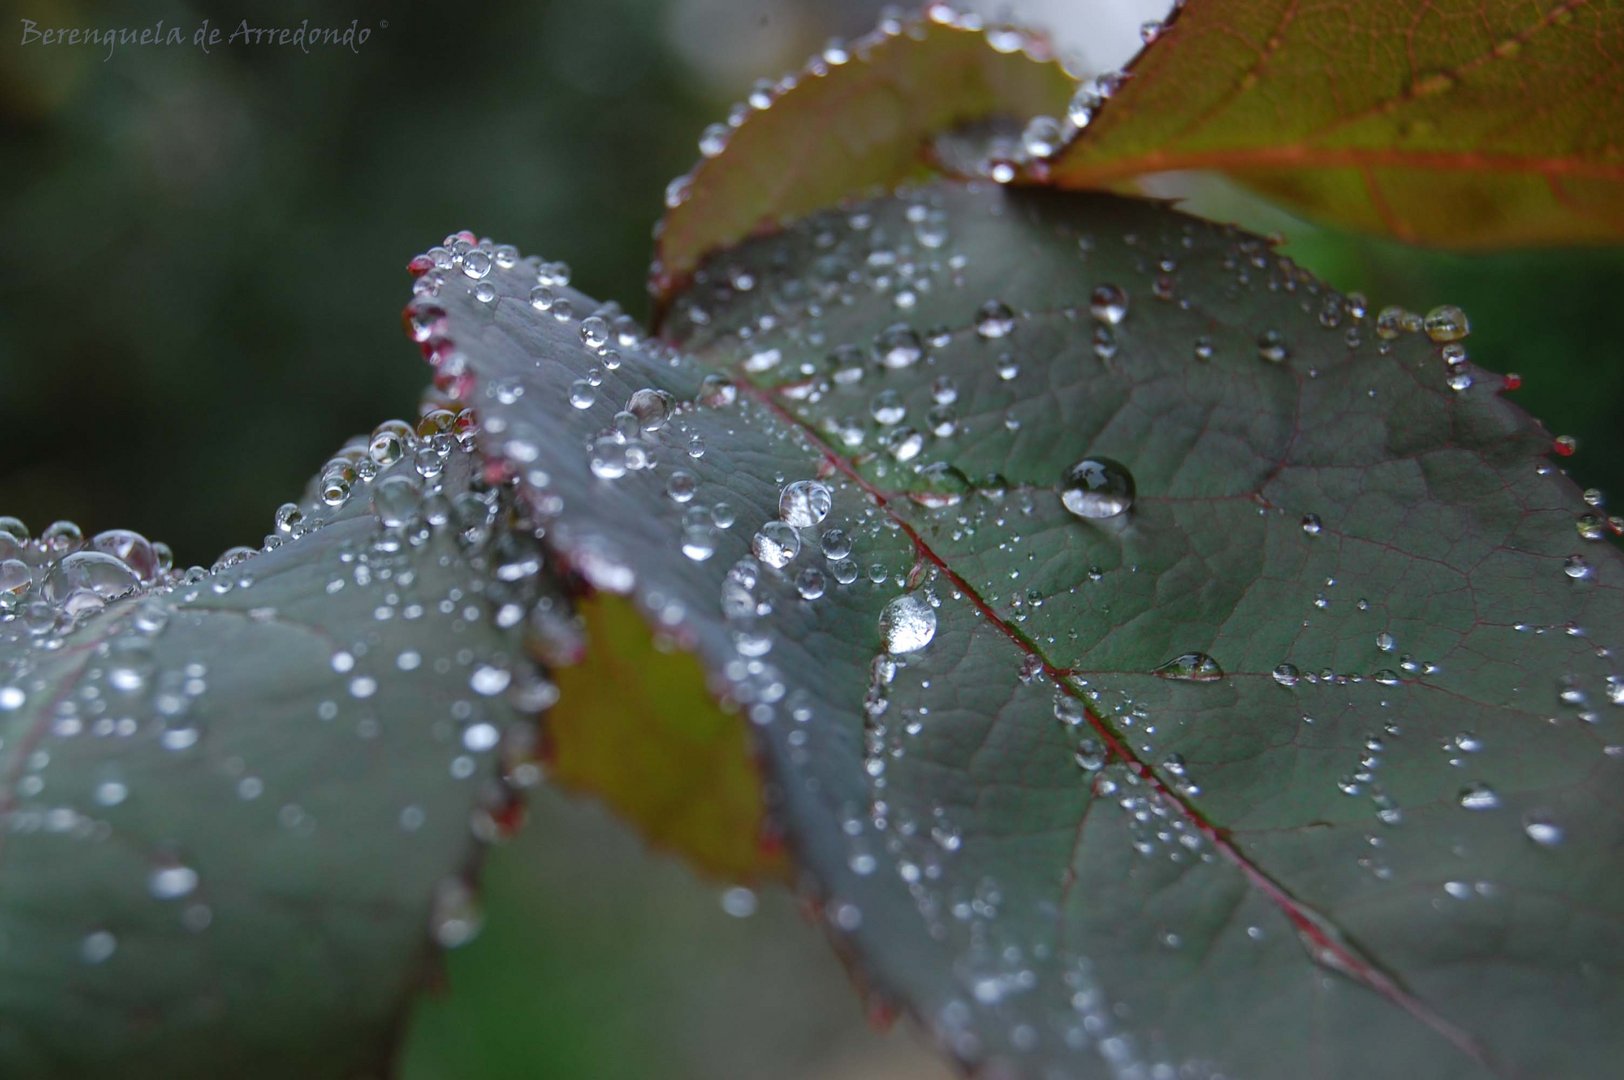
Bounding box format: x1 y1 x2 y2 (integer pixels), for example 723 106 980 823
0 433 557 1078
1042 0 1624 247
653 6 1074 296
411 182 1622 1078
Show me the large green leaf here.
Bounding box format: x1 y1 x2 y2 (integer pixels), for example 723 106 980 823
407 183 1623 1077
0 417 560 1077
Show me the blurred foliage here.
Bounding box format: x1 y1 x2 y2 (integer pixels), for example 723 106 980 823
1 0 1620 1076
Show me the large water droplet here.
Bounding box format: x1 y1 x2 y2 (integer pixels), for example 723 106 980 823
1060 457 1135 520
752 522 801 569
879 593 936 655
371 475 421 529
1423 305 1470 343
1154 653 1224 682
779 480 833 528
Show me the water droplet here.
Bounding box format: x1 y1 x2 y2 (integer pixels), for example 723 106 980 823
81 930 117 964
626 388 674 431
779 480 832 528
720 886 758 918
974 300 1016 339
1020 114 1064 158
1257 329 1290 363
371 475 421 529
752 522 802 569
1523 812 1564 846
580 315 609 349
149 864 199 900
681 525 716 562
1154 653 1224 682
796 568 827 600
879 593 936 655
666 470 698 504
470 664 511 696
430 877 483 947
1272 663 1301 687
1458 782 1500 810
870 390 906 426
590 436 628 480
1060 457 1135 520
1090 284 1129 325
1423 305 1470 343
1075 739 1107 771
1564 555 1593 580
1301 514 1323 536
876 324 925 369
40 551 141 607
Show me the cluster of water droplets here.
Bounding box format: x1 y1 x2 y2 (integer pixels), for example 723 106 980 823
1 394 573 959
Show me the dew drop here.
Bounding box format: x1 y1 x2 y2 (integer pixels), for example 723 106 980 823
1154 653 1224 682
1060 457 1135 520
1458 782 1500 811
1523 812 1564 846
752 521 801 569
1423 305 1470 343
371 475 421 529
879 593 936 655
81 930 117 965
149 864 199 900
626 388 674 431
974 300 1016 339
779 480 833 528
1257 329 1290 363
876 324 925 369
1089 284 1129 325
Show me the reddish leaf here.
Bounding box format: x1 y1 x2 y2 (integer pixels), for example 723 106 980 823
652 5 1074 300
1040 0 1624 247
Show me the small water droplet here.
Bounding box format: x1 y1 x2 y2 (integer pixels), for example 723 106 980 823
149 864 199 900
1523 812 1564 846
974 300 1016 339
1089 284 1128 325
1257 329 1290 363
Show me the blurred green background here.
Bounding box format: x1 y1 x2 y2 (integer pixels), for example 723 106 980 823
3 1 1621 1077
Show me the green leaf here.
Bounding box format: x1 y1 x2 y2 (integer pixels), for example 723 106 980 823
652 5 1074 299
409 184 1623 1078
1039 0 1624 247
0 420 559 1078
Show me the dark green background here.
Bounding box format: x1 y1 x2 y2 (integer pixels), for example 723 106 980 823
2 1 1619 1076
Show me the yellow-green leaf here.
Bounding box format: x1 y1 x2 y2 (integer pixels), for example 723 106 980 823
546 594 786 882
